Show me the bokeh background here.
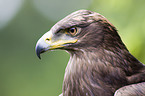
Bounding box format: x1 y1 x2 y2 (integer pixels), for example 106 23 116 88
0 0 145 96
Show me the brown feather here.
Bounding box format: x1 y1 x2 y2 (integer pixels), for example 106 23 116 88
37 10 145 96
60 10 145 96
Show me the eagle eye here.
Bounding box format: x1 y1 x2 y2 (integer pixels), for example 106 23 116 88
68 27 78 36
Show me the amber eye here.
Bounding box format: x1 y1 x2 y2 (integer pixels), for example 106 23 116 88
68 27 77 36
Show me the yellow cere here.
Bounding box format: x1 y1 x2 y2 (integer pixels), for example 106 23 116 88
49 39 78 49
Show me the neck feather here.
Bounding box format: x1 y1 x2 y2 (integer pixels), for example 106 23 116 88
63 46 143 96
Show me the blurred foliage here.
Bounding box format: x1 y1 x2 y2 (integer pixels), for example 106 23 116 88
0 0 145 96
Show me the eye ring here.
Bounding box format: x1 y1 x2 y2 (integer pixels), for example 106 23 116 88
68 27 78 36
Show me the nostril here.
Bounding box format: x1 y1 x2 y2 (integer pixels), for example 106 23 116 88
46 38 50 41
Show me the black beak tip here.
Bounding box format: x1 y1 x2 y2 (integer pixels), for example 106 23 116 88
37 53 41 59
35 45 42 59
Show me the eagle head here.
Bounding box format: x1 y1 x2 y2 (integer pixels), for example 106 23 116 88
35 10 121 59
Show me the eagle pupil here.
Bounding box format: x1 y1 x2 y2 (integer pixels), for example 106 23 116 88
70 28 75 33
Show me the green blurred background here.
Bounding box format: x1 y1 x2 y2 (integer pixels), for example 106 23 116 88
0 0 145 96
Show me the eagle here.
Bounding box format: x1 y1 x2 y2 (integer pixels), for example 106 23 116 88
35 10 145 96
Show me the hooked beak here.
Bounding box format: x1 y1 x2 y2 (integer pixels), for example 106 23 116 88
35 31 53 59
35 37 49 59
35 30 77 59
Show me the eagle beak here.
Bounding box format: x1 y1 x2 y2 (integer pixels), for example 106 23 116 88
35 31 53 59
35 37 48 59
35 30 78 59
